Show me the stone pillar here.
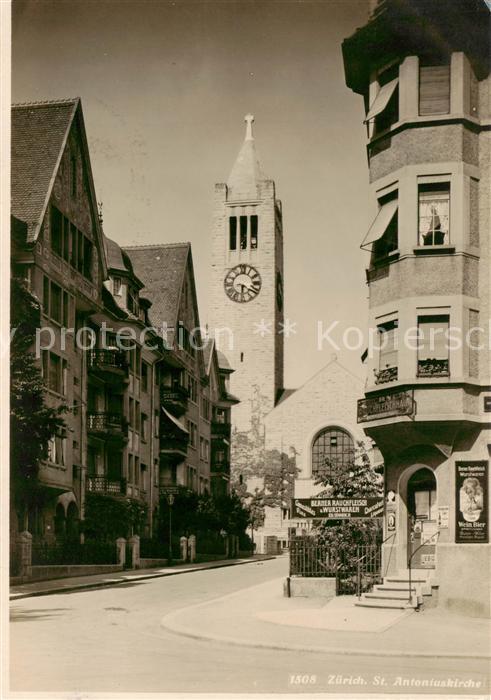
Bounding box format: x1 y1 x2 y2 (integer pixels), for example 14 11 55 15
180 536 188 562
17 531 32 580
116 537 126 567
188 534 196 563
128 535 140 569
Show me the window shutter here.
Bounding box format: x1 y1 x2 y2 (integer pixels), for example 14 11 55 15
419 65 450 116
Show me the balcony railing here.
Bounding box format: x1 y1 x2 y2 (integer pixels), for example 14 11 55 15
159 433 188 456
358 390 415 423
417 358 449 378
86 475 127 495
374 366 398 384
87 349 128 374
87 412 128 437
161 385 188 416
211 421 231 438
210 460 230 474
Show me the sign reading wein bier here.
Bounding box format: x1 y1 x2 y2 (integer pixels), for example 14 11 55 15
291 497 384 520
455 461 488 544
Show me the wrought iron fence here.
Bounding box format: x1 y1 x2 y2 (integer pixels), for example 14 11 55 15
289 537 382 595
31 541 118 566
86 475 127 495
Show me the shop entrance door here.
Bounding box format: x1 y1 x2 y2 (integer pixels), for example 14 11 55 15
407 468 437 569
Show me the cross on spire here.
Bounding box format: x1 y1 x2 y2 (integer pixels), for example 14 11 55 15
244 113 255 140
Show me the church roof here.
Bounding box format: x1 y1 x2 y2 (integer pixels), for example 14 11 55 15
227 114 267 201
123 243 190 331
11 98 79 242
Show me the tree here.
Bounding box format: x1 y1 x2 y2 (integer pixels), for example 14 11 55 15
314 443 383 558
10 277 65 529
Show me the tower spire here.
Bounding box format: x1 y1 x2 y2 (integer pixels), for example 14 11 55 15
227 114 266 200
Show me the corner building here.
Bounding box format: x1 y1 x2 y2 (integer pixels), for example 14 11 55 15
343 0 490 616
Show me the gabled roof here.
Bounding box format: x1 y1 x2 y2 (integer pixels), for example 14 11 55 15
11 97 108 278
12 98 78 239
123 243 190 331
227 115 268 201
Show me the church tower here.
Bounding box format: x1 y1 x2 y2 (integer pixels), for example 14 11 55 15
209 115 284 432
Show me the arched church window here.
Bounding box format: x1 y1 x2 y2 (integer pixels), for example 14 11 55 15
311 427 355 479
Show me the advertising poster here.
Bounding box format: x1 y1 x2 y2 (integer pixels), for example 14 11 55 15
455 461 488 544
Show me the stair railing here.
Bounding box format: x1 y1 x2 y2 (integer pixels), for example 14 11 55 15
355 532 395 600
407 529 441 604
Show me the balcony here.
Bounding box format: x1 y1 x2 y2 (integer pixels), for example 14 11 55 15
87 412 128 439
211 421 231 439
161 385 188 416
86 475 127 496
87 349 128 380
159 433 188 460
357 390 415 424
417 358 449 378
210 459 230 474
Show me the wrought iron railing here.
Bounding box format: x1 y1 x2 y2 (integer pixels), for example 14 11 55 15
161 385 189 412
159 434 188 453
86 475 127 495
374 366 398 384
31 541 118 565
87 412 127 435
87 349 128 372
211 421 231 438
417 358 449 377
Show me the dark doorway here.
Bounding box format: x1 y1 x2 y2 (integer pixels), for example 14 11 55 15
407 468 437 569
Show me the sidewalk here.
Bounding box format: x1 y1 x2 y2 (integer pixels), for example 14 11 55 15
160 576 491 660
9 555 274 600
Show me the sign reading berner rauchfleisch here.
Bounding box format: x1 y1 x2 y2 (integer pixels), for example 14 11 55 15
291 497 384 520
455 461 488 544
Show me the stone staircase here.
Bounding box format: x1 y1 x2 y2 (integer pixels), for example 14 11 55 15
355 569 436 610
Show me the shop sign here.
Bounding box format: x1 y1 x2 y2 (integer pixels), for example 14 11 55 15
455 461 488 544
437 506 449 529
357 391 414 423
291 497 384 520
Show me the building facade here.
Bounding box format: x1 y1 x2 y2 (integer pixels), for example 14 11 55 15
10 98 236 553
343 0 490 616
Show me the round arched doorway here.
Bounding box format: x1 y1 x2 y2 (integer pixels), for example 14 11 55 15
407 468 437 569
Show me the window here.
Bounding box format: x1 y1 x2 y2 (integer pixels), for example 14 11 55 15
71 155 77 197
418 184 450 246
141 361 149 392
128 455 134 484
141 413 148 441
417 315 450 377
154 409 159 438
188 375 198 403
200 437 209 462
376 320 398 384
47 429 66 465
43 278 72 325
77 230 84 273
83 237 93 280
229 217 237 250
113 276 122 296
42 351 67 395
201 396 210 421
129 398 134 430
362 193 398 263
153 459 159 487
50 206 63 257
250 215 258 249
240 215 247 249
107 451 122 480
419 60 450 116
312 428 355 479
134 457 140 486
127 288 137 315
187 420 197 448
365 64 399 137
135 401 140 433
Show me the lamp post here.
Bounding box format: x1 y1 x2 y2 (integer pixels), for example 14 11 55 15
167 493 174 565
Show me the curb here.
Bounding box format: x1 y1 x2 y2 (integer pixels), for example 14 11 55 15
160 586 491 661
10 556 275 600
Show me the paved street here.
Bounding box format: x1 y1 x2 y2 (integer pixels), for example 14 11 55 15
10 557 489 695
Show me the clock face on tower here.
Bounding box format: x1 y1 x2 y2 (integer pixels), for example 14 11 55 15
224 264 262 303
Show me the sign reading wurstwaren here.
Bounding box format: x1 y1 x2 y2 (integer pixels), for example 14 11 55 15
291 497 384 520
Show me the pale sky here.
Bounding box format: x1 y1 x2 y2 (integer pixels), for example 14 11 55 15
12 0 375 388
